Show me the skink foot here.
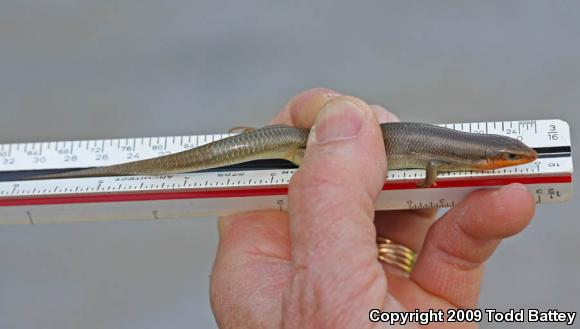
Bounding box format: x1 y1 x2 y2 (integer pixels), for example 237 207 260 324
417 160 440 188
228 126 256 134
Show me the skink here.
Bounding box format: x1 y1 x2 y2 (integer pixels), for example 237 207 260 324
32 122 538 187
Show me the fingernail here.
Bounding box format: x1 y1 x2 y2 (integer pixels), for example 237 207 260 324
311 99 363 144
290 88 340 111
370 105 399 123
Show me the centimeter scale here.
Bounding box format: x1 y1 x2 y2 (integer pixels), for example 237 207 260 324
0 119 573 225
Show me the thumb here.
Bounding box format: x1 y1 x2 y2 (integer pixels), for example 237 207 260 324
284 96 388 324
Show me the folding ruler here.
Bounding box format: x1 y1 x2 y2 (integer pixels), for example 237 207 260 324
0 119 573 225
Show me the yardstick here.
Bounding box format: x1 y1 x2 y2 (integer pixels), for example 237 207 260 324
0 119 573 225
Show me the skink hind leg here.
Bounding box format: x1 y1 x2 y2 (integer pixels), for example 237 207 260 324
228 126 256 134
229 124 294 134
417 160 441 188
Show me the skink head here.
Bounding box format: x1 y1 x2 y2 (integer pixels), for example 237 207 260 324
478 136 538 170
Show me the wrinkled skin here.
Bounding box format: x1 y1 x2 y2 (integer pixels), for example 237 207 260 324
210 88 535 329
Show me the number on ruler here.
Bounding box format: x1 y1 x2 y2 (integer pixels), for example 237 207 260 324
33 156 46 164
548 124 559 141
95 154 109 161
1 157 15 165
64 155 77 162
126 153 140 160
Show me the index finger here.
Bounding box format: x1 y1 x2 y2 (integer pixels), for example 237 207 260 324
270 88 341 127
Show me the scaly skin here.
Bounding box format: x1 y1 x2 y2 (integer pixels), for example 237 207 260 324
32 122 538 187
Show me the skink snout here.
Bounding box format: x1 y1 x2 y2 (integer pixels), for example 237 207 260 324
482 138 538 170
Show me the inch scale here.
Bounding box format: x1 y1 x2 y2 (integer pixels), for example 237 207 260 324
0 119 573 225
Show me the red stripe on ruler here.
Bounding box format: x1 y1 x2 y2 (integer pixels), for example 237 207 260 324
0 175 572 206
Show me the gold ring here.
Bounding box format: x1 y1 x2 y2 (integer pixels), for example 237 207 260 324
376 236 417 274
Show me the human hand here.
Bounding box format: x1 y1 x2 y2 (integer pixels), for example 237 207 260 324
210 88 535 328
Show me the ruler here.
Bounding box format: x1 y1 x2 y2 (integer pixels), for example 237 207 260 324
0 119 573 225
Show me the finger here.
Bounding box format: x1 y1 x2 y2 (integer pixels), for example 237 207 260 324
375 209 436 255
369 104 399 123
270 87 340 127
409 184 535 308
212 88 342 326
369 104 437 255
211 210 292 327
283 96 388 324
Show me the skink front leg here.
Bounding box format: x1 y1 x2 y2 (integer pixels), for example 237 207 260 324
417 160 441 188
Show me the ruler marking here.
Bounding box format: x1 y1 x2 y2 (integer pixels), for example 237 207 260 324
0 119 571 216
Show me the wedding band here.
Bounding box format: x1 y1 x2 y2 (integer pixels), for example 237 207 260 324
376 236 417 274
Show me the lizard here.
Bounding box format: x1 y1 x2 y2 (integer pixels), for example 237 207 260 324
30 122 538 188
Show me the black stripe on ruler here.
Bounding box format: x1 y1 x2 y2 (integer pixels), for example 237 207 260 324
538 153 571 159
534 146 571 159
534 146 571 154
0 159 298 182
